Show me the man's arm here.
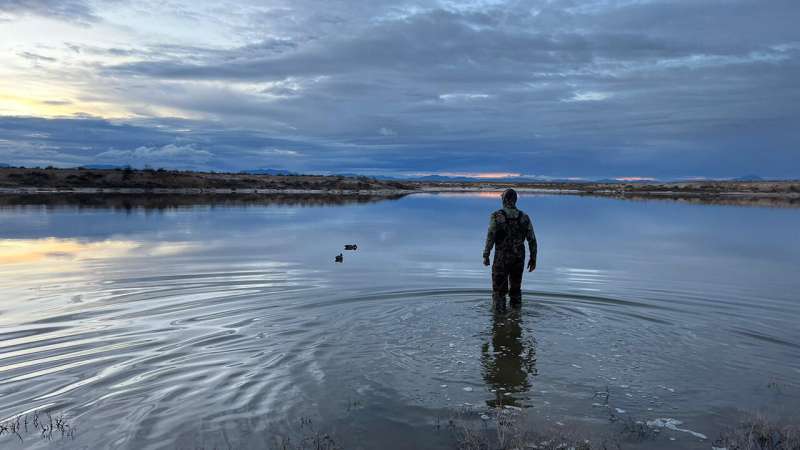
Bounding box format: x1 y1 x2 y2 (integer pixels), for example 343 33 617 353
483 213 496 266
526 215 537 271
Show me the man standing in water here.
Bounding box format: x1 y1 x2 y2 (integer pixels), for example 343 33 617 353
483 189 537 312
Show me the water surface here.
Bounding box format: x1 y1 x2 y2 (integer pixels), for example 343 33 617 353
1 193 799 449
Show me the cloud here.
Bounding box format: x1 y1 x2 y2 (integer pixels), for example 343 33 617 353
0 0 98 23
439 93 492 102
564 91 613 102
249 148 302 157
18 51 57 63
0 0 799 178
97 144 214 167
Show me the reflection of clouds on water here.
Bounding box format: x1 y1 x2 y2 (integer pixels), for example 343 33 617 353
0 193 799 448
555 267 611 289
0 238 138 265
415 263 486 278
481 309 537 408
0 238 203 266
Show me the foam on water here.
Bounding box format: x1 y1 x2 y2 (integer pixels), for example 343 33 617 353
646 418 707 440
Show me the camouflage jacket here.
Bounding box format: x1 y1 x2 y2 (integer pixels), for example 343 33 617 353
483 206 537 262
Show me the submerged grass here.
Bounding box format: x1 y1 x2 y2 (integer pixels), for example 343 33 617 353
713 415 800 450
4 405 797 450
450 406 620 450
0 411 76 443
451 408 800 450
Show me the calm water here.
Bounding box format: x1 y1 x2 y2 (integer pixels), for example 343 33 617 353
1 193 799 449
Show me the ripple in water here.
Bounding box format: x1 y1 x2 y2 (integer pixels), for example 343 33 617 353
1 194 799 449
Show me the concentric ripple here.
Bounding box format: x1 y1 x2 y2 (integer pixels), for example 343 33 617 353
1 194 799 449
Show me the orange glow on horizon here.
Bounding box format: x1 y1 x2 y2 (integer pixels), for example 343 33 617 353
414 172 523 179
615 177 656 182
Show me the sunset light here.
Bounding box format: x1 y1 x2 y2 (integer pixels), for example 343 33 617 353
0 1 798 447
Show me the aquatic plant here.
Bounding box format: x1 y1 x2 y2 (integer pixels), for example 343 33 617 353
713 415 800 450
0 411 76 443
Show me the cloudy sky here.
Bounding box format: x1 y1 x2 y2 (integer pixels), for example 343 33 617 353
0 0 798 179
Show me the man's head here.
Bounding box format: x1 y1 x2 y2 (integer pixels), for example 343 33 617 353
501 188 517 208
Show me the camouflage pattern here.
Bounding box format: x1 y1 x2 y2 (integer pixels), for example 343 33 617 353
483 190 537 308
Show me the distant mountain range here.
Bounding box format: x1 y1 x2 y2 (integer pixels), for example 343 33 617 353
374 174 774 183
240 168 297 176
731 174 764 181
80 164 128 170
0 164 782 183
372 174 606 183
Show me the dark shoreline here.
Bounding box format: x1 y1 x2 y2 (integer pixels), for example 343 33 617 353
0 167 798 208
1 189 798 210
0 167 415 192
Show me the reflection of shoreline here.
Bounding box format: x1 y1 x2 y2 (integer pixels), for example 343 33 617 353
584 192 800 208
0 187 416 196
2 187 798 209
416 190 800 208
0 193 407 210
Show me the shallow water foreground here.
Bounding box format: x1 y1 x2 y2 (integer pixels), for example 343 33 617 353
1 193 799 449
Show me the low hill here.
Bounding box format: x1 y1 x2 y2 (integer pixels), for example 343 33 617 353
0 167 415 192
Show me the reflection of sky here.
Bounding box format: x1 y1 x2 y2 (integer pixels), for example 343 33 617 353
2 194 800 440
0 238 204 266
4 193 799 319
0 238 136 265
3 194 800 276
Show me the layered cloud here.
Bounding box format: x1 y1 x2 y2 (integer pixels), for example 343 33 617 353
97 144 214 167
0 0 798 178
0 0 98 23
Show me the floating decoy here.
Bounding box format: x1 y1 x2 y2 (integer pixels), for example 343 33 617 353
335 253 343 263
344 244 358 251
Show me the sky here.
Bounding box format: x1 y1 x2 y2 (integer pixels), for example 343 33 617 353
0 0 798 179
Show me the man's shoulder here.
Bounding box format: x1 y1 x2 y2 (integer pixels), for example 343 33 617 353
491 208 529 222
513 209 532 223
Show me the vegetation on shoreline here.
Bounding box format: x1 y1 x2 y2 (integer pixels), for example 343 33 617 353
1 167 798 210
416 179 800 197
1 167 798 198
0 167 414 192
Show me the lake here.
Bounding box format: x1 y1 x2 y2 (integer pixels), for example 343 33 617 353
1 193 798 449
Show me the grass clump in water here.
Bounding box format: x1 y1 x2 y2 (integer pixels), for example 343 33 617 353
0 411 76 443
713 415 800 450
450 406 620 450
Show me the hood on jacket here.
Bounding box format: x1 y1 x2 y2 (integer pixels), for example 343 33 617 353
501 188 518 208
